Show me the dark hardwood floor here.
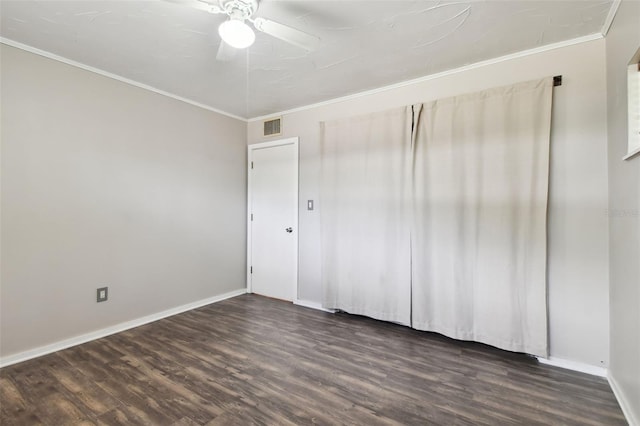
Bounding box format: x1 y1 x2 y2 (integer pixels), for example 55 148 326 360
0 294 626 425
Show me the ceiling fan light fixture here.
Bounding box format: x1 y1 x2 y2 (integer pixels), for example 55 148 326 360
218 18 255 49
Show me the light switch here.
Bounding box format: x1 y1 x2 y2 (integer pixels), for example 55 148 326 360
307 200 314 211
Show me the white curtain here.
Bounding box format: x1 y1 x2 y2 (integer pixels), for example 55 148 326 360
319 78 553 356
411 78 553 357
320 107 413 326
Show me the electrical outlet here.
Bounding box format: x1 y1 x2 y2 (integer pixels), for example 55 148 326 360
97 287 108 303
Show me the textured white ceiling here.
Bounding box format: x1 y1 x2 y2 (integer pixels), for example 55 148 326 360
0 1 614 119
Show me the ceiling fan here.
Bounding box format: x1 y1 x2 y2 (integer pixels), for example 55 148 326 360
172 0 321 61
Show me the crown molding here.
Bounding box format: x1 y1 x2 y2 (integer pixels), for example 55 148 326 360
601 0 622 37
0 37 248 122
1 30 605 125
248 33 603 122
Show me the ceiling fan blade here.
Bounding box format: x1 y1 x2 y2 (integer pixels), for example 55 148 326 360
164 0 222 14
216 40 238 61
252 17 320 51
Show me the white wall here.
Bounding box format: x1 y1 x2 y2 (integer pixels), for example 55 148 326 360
0 35 615 374
0 45 247 359
248 39 611 368
605 0 640 423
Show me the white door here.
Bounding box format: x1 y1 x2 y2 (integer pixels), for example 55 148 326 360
248 138 298 301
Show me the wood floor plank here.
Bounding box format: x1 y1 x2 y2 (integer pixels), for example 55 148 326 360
0 376 42 425
0 294 627 425
31 393 95 425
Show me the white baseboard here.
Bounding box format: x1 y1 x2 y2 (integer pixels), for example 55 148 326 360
293 299 336 313
537 356 607 377
0 288 247 368
608 372 639 426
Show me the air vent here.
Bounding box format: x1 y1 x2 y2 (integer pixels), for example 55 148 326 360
263 117 282 137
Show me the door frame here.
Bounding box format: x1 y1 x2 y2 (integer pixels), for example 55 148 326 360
247 137 299 299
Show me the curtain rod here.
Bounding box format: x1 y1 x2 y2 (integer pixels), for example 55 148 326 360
553 75 562 86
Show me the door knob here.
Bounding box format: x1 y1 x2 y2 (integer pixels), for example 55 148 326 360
285 227 293 233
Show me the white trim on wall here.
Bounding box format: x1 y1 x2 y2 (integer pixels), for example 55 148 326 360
623 146 640 161
537 356 608 377
294 299 336 313
248 33 603 122
538 357 639 425
601 0 622 37
2 33 605 123
608 373 640 426
0 37 248 122
0 288 247 368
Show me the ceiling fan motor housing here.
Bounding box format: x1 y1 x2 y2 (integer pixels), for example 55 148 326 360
219 0 258 20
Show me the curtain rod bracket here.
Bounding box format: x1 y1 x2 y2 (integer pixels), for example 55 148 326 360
553 75 562 86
